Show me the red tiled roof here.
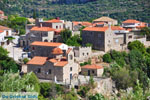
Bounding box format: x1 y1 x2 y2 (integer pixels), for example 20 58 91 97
0 29 4 33
31 41 62 47
111 26 125 30
122 19 140 24
73 21 92 26
31 27 55 32
82 22 92 26
136 22 147 29
54 61 68 67
0 25 11 30
49 59 58 63
52 48 63 55
83 27 108 32
27 56 48 65
46 19 62 23
81 64 103 69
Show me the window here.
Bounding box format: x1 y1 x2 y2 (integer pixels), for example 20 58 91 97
128 35 132 39
83 53 84 56
69 55 73 60
32 47 35 50
37 68 41 73
115 39 119 43
6 31 9 36
87 53 89 56
70 67 72 71
70 74 72 80
92 70 94 74
56 26 58 29
59 25 61 29
48 69 51 74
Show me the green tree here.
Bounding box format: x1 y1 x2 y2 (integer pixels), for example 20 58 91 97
111 67 134 90
141 27 150 40
60 29 72 43
89 93 106 100
127 40 146 54
23 58 29 64
103 53 112 63
40 82 52 98
66 35 82 46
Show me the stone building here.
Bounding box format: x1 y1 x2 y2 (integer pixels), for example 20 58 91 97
19 27 60 48
82 25 147 52
82 26 114 52
73 46 92 62
93 16 118 26
27 43 79 84
29 41 68 58
81 64 104 77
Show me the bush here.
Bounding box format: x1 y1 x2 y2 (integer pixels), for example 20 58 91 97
23 58 29 64
102 53 112 63
40 82 51 98
127 40 146 54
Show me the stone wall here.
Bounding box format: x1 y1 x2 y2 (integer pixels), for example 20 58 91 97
74 46 92 62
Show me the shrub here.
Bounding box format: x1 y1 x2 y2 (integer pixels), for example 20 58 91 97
102 53 112 63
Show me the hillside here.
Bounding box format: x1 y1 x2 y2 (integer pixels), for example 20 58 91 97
0 0 150 22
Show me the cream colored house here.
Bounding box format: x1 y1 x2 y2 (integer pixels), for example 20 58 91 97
93 16 118 26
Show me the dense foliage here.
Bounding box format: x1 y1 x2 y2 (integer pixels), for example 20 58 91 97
0 0 150 22
0 15 29 35
0 46 19 73
60 29 82 46
103 41 150 91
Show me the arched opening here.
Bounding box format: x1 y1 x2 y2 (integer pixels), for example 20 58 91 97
44 39 48 42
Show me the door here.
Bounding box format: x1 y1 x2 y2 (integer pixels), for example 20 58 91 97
88 70 90 76
70 73 72 80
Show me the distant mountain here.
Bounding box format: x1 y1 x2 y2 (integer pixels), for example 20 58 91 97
0 0 150 22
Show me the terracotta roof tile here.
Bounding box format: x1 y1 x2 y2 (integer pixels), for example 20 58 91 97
122 19 140 24
73 21 92 26
31 27 55 32
49 59 58 63
83 27 108 32
31 41 62 47
111 26 125 30
0 29 4 33
27 56 48 65
54 61 68 67
52 48 63 55
81 64 103 69
46 19 62 23
0 25 11 30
